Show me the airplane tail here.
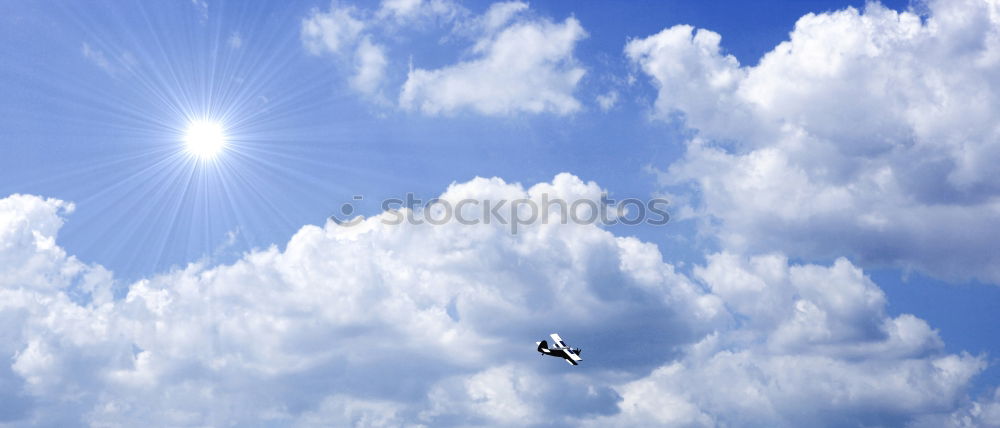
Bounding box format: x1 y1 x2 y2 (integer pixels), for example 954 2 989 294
536 340 549 353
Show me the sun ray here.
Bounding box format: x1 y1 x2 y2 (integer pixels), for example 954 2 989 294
19 0 420 279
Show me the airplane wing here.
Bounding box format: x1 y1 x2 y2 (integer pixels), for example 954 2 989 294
559 349 581 365
547 333 582 365
550 333 567 349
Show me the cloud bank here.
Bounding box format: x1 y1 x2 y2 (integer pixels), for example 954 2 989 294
1 173 995 426
627 0 1000 283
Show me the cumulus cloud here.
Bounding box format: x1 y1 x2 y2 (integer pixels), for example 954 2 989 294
0 174 994 426
399 6 587 116
586 253 983 427
0 177 711 425
627 0 1000 283
912 386 1000 427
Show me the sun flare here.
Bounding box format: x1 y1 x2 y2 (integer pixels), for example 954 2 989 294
183 120 227 159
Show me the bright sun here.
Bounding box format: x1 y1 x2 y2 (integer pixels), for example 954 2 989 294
183 120 227 159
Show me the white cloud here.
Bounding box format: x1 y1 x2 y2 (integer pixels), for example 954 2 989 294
227 32 243 49
912 386 1000 427
0 175 993 425
0 194 112 300
352 37 389 96
584 253 984 427
0 177 712 425
300 1 587 115
475 1 529 34
400 13 587 116
190 0 208 22
301 5 366 56
376 0 462 25
377 0 422 19
302 4 391 99
423 365 542 425
596 90 619 111
294 395 407 428
627 0 1000 283
81 43 114 73
81 43 136 76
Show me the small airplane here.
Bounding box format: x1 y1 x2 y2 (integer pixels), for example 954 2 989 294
536 333 583 365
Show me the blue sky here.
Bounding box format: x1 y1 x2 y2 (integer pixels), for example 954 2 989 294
2 0 1000 426
1 0 909 277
